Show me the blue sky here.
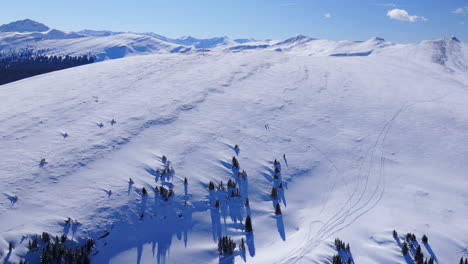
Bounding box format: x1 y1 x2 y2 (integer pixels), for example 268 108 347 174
0 0 467 43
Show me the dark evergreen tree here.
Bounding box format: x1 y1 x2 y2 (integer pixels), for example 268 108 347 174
393 230 398 238
42 232 50 243
215 200 220 208
422 234 428 243
245 198 250 207
141 187 148 196
401 242 409 255
240 238 245 251
208 181 215 191
184 177 188 184
275 203 282 215
245 216 253 232
414 245 424 263
271 186 278 199
232 157 239 169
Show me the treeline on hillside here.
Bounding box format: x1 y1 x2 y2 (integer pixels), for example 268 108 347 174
0 49 95 85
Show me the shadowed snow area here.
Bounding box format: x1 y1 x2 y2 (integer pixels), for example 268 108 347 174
0 47 468 263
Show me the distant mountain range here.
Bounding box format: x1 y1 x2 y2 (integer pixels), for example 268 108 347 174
0 19 466 73
0 19 256 60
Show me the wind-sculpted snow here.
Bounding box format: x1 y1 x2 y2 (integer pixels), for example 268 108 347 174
0 48 468 264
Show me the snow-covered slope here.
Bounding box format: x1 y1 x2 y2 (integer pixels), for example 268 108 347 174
1 41 467 264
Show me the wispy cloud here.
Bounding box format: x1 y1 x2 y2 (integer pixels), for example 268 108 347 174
452 6 468 15
387 9 428 22
324 13 332 19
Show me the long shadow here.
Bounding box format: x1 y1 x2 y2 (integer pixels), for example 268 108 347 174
3 251 11 264
136 244 143 264
219 160 232 170
219 253 236 264
338 249 355 264
279 187 287 207
93 198 194 264
4 194 17 205
424 242 439 263
261 172 274 183
210 206 222 241
246 232 256 257
403 254 415 264
275 216 286 241
139 194 148 218
228 197 244 224
394 236 414 264
145 167 160 178
62 223 71 237
128 181 134 195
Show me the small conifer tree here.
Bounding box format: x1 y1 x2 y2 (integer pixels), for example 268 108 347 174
245 216 253 232
275 203 282 215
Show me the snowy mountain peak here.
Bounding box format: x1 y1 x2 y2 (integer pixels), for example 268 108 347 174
369 36 385 42
450 36 460 43
275 34 315 46
0 19 49 33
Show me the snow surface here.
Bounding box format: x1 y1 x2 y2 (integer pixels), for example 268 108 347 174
0 31 468 264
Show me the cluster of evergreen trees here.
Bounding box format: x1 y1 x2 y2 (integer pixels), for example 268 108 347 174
331 254 345 264
396 230 434 264
334 238 351 252
217 236 247 259
460 257 468 264
271 159 283 216
209 147 254 260
217 236 236 257
332 238 353 264
0 48 95 85
21 232 94 264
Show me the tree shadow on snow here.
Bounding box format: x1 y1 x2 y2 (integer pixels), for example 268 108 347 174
394 236 414 264
275 215 286 241
424 242 439 263
246 232 255 257
92 199 194 264
3 193 18 205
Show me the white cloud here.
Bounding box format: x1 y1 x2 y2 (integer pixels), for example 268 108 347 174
324 13 332 19
452 6 468 15
386 9 428 22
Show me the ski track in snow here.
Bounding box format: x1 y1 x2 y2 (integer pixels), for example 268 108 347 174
275 87 455 263
1 45 468 263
